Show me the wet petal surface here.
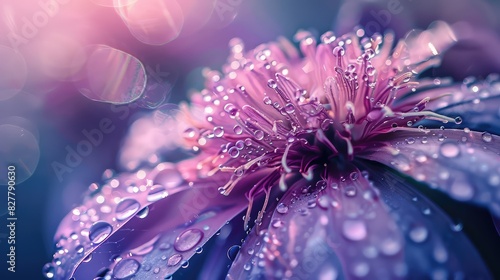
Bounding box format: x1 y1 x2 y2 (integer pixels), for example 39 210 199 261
48 162 247 279
361 129 500 216
357 160 491 279
228 171 404 279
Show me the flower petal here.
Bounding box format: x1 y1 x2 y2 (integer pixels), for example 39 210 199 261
360 129 500 216
395 76 500 133
49 162 247 279
228 171 405 279
356 160 492 278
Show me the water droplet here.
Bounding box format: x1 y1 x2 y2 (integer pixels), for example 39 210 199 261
254 130 264 140
345 186 357 197
228 147 240 158
433 246 448 263
276 203 289 214
89 221 112 244
439 142 460 158
352 262 369 277
227 245 240 261
167 254 182 266
363 246 378 258
421 137 428 144
317 196 330 209
284 103 295 114
183 128 196 138
414 151 427 163
405 137 415 144
214 126 224 137
380 238 401 255
83 253 93 262
154 167 183 188
113 258 140 279
75 245 84 254
451 221 463 232
233 125 243 135
450 181 474 201
115 198 140 221
42 263 55 278
147 185 169 202
342 220 367 241
243 263 252 271
350 172 359 181
181 261 189 268
267 79 277 89
482 132 492 143
136 206 149 218
488 175 500 186
174 229 203 252
454 116 462 124
409 225 428 243
333 46 345 56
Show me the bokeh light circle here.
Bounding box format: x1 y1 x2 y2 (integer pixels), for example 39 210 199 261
75 45 147 104
0 45 28 101
0 124 40 185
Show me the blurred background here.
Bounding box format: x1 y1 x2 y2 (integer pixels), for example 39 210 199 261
0 0 499 279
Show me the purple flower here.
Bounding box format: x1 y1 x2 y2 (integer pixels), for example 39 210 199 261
46 21 500 279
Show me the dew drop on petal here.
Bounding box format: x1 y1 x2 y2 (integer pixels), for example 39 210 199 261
227 245 241 261
154 166 183 188
82 253 93 262
76 45 146 104
136 206 149 218
243 263 252 271
174 229 203 252
405 137 415 144
439 142 460 158
214 126 224 137
344 186 357 197
276 203 289 214
489 175 500 186
433 246 448 263
233 125 243 134
75 245 85 254
113 258 140 279
115 198 140 221
89 221 112 244
482 132 493 143
228 147 240 158
380 238 401 255
450 181 474 201
254 130 264 140
42 263 55 279
183 128 196 138
342 220 367 241
451 222 463 232
409 225 428 243
167 254 183 266
147 185 169 202
352 262 369 277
